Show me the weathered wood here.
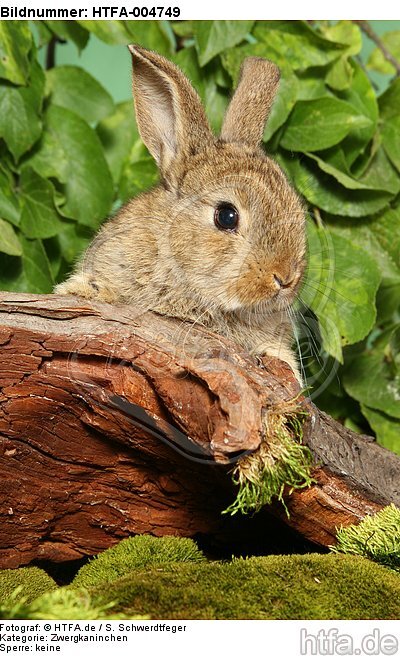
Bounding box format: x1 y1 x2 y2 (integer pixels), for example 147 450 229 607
0 292 399 568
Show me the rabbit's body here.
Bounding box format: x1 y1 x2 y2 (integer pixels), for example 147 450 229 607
56 47 306 379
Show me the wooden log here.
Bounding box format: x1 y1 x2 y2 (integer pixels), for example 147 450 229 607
0 292 399 568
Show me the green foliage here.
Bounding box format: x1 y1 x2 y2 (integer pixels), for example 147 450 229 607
0 20 399 454
303 223 381 360
0 22 32 84
45 66 114 124
368 31 400 75
281 97 372 152
0 218 22 256
73 535 205 588
193 21 254 66
332 504 400 572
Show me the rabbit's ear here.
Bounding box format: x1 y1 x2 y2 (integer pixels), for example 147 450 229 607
128 45 213 177
220 57 280 148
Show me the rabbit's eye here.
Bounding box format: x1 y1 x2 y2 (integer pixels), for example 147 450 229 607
214 203 239 231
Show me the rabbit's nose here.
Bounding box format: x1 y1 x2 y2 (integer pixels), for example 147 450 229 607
273 273 295 290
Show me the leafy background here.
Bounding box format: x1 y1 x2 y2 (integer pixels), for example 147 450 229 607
0 20 399 454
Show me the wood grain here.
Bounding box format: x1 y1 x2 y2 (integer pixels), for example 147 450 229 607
0 293 398 568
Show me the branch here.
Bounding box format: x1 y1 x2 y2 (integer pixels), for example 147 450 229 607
0 292 399 568
354 20 400 77
45 36 57 70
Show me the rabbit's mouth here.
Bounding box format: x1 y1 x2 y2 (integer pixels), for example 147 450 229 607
227 274 301 314
230 294 288 319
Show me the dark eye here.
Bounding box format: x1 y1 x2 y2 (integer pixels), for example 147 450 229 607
214 203 239 231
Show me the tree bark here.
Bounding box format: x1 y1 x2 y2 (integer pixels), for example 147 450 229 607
0 293 399 569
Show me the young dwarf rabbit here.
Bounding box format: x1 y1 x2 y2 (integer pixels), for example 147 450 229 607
56 45 306 380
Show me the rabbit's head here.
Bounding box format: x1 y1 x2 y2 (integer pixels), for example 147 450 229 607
129 45 306 316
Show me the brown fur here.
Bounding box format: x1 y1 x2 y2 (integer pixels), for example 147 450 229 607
55 45 306 379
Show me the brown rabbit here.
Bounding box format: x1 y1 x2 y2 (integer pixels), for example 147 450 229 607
55 45 306 380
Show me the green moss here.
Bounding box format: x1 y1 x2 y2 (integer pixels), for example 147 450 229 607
0 588 147 620
0 566 57 605
225 405 314 516
2 537 400 619
72 535 205 588
331 504 400 572
87 553 400 620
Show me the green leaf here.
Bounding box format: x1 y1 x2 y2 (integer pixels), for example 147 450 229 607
339 61 378 124
171 21 194 38
44 221 93 283
221 23 344 84
330 140 400 197
301 223 381 360
324 217 400 323
389 326 400 368
194 21 254 66
328 213 400 282
20 58 46 115
0 218 22 256
97 101 139 185
0 21 32 85
321 21 362 91
379 78 400 120
119 157 159 204
203 74 228 134
361 406 400 455
0 168 20 226
264 72 298 143
221 43 269 86
0 75 43 160
326 57 354 91
77 21 133 45
376 282 400 324
173 47 205 97
125 21 173 56
56 222 92 264
27 105 113 228
307 149 375 191
344 330 400 419
46 66 114 124
19 168 61 239
33 21 53 47
0 236 54 293
281 98 372 152
368 31 400 75
379 83 400 170
358 146 400 195
253 21 344 70
318 20 361 53
338 62 378 166
368 207 400 272
20 236 54 292
381 116 400 174
44 20 89 51
295 70 328 101
279 154 392 218
174 48 228 132
0 55 44 162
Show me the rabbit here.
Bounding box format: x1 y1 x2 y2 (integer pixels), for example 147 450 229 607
55 44 306 381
